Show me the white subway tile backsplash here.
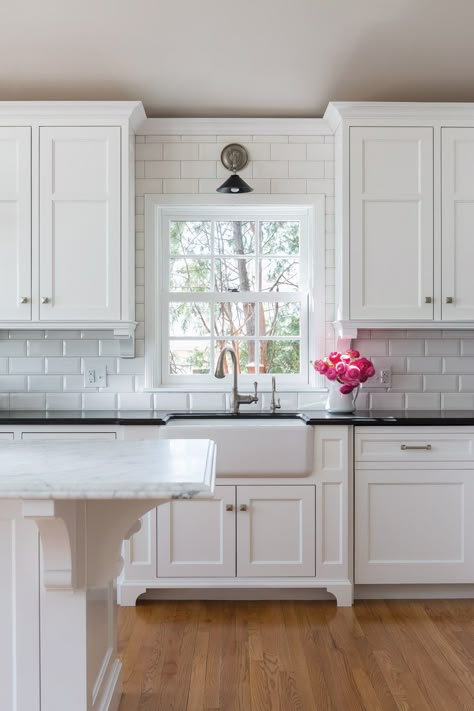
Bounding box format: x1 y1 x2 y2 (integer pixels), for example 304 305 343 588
82 393 117 410
405 393 441 410
369 393 405 410
10 393 46 410
289 161 325 179
407 357 442 374
0 341 26 357
261 392 298 410
145 161 180 178
10 358 43 374
46 358 82 375
46 393 82 410
0 376 27 392
28 375 62 392
441 393 474 410
102 375 135 393
389 340 424 356
253 161 288 178
118 357 145 375
444 357 474 374
353 340 388 356
64 340 99 357
28 340 62 356
271 179 306 194
153 392 189 410
118 393 153 410
426 339 460 356
163 143 199 161
289 135 324 143
461 340 474 355
390 374 422 392
189 392 226 411
297 392 327 409
0 394 9 409
163 178 198 194
423 374 458 392
270 144 306 161
459 376 474 392
181 161 216 178
0 358 7 374
306 143 334 161
136 143 163 160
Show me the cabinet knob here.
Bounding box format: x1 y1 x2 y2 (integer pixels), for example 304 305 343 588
446 296 454 304
239 504 248 512
19 296 28 304
41 297 50 304
225 504 234 512
425 296 432 304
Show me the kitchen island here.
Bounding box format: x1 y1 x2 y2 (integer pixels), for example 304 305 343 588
0 438 216 711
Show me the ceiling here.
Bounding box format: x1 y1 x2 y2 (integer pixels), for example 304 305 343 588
1 0 474 118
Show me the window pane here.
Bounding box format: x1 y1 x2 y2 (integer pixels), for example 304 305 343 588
169 340 210 375
214 302 256 337
261 221 300 255
214 258 256 292
260 258 299 292
170 221 211 256
261 302 300 337
170 258 211 292
169 303 211 337
214 340 256 374
215 221 255 255
259 340 300 374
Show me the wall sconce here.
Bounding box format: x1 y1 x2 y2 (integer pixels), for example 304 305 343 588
216 143 253 193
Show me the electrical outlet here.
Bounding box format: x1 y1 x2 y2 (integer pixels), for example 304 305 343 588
364 366 392 389
83 360 107 388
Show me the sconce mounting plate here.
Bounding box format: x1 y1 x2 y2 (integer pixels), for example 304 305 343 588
221 144 249 172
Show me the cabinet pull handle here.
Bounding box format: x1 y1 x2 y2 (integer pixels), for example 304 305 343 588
401 444 432 450
19 296 28 304
41 297 50 304
425 296 432 304
239 504 248 512
225 504 234 512
446 296 454 304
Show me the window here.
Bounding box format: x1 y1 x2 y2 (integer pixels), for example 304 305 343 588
145 197 325 389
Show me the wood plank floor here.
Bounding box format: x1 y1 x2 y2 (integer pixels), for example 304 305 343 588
117 599 474 710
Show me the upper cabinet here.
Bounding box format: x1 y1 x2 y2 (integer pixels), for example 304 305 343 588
0 102 146 339
325 103 474 337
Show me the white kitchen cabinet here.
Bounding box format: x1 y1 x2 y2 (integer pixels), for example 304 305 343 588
442 127 474 320
0 127 31 321
157 486 236 577
349 126 434 320
119 425 353 607
0 102 145 339
325 102 474 337
355 427 474 584
39 126 121 321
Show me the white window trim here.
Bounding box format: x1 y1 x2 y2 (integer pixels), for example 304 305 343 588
144 194 326 391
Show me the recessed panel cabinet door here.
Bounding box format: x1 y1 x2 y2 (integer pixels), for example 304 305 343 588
350 126 434 320
355 468 474 584
0 127 31 321
442 128 474 320
157 486 236 577
39 127 121 320
237 485 315 577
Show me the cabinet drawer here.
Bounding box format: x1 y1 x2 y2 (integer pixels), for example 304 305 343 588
0 433 14 441
20 432 117 441
355 429 474 462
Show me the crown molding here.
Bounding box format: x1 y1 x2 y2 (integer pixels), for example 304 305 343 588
325 101 474 130
139 117 332 136
0 101 146 130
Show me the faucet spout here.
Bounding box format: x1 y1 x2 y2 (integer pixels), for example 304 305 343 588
214 346 258 414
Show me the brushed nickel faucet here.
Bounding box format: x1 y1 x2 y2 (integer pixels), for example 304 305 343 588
270 376 281 414
215 346 258 414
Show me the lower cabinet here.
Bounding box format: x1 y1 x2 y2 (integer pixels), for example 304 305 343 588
355 427 474 584
157 485 315 579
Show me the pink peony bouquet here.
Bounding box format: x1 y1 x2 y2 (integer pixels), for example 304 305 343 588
313 350 375 394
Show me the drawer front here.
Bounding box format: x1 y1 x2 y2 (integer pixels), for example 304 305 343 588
0 433 14 441
20 432 117 441
355 430 474 462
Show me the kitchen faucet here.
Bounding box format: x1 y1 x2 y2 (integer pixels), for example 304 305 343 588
215 346 258 414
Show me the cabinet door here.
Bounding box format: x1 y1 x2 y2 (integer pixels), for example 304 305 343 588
0 127 31 321
237 485 315 577
355 468 474 584
157 485 236 577
442 128 474 320
39 126 121 321
350 126 434 320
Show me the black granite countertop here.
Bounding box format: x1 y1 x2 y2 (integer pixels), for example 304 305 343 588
0 409 474 426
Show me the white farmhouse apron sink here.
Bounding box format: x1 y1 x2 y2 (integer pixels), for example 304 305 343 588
160 418 313 477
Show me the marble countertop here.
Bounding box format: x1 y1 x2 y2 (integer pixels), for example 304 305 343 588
0 409 474 426
0 439 216 499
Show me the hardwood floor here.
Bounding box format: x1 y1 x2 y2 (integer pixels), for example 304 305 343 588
117 599 474 710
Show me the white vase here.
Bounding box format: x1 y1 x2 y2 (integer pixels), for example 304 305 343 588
325 381 359 414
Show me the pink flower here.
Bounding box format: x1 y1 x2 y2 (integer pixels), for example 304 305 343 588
366 365 375 377
335 362 347 375
313 359 328 374
326 368 338 380
347 349 360 358
339 384 354 394
346 364 360 380
328 351 341 364
340 354 351 363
